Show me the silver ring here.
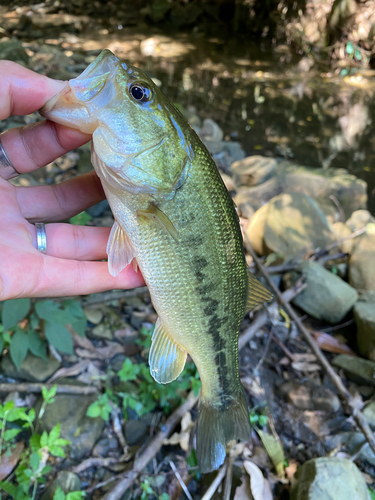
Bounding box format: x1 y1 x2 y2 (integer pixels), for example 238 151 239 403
0 135 19 180
35 223 47 254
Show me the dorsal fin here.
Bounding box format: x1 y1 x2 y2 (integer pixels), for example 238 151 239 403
246 270 273 312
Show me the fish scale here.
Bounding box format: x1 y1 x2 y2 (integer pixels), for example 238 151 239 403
40 49 272 473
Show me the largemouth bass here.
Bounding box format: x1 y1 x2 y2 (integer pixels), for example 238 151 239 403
40 50 272 473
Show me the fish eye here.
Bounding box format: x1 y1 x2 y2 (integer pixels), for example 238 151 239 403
129 83 152 103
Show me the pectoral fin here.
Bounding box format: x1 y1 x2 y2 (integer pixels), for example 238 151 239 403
107 221 135 277
246 270 273 312
137 203 178 242
149 319 187 384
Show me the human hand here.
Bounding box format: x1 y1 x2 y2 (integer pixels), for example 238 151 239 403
0 61 145 300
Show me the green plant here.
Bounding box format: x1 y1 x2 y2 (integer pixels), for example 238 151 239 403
53 487 86 500
69 211 92 226
86 393 112 421
140 478 170 500
0 298 87 368
249 402 268 428
0 386 71 500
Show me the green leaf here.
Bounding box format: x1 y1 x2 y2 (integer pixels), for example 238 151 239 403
0 333 4 354
3 428 22 441
35 300 71 324
53 487 66 500
0 480 18 497
28 330 47 359
355 48 362 61
30 451 40 471
71 317 87 337
10 329 29 369
69 211 92 226
49 445 66 458
118 359 139 381
67 492 86 500
30 434 41 451
369 489 375 500
2 298 31 331
42 385 57 402
346 41 354 55
48 423 61 445
86 402 101 418
44 322 73 354
257 429 285 478
40 431 48 448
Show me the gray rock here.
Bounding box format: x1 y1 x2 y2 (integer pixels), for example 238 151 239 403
346 210 374 232
232 161 367 219
279 380 340 412
349 231 375 291
331 222 355 254
125 419 149 446
354 301 375 360
89 323 113 341
200 118 224 142
231 155 277 187
363 402 375 428
38 390 104 460
84 306 103 325
0 39 29 65
1 353 60 382
86 200 110 218
290 457 370 500
40 471 81 500
332 354 375 384
291 261 358 324
246 193 334 260
222 141 246 163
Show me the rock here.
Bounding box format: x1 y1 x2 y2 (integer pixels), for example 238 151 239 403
1 353 60 382
203 139 224 155
84 306 103 325
246 193 334 260
331 222 355 254
125 419 149 446
200 118 224 142
332 354 375 384
231 155 277 187
290 457 370 500
220 173 235 192
346 210 375 232
86 200 110 218
349 231 375 291
38 389 104 460
222 141 246 163
291 261 358 324
40 471 81 500
0 39 29 65
89 323 113 340
232 161 367 218
354 301 375 360
279 380 340 412
363 402 375 429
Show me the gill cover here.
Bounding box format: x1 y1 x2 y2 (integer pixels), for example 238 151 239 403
40 50 193 198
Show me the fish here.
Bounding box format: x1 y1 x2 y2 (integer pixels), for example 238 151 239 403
40 50 272 473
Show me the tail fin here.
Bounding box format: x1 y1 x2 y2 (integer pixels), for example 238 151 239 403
196 389 251 473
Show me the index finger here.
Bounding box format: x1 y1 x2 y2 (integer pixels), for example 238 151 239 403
0 60 66 120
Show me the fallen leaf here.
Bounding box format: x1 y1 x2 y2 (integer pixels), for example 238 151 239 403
233 474 252 500
163 412 194 451
0 442 24 480
257 429 285 478
285 459 298 481
243 460 273 500
311 331 357 356
291 361 321 372
47 360 90 383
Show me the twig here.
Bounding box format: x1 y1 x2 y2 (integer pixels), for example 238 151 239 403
223 455 233 500
0 383 97 395
102 391 199 500
109 401 130 457
82 287 149 306
201 464 227 500
315 251 348 265
314 227 367 259
169 460 193 500
244 234 375 455
254 327 274 374
238 281 306 350
72 456 122 474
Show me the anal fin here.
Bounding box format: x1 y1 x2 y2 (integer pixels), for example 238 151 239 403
246 269 273 312
107 221 135 277
149 319 187 384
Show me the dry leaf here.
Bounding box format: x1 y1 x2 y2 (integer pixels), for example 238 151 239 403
233 474 252 500
163 412 193 451
285 459 298 481
257 429 285 479
47 360 90 383
0 442 24 480
291 354 321 372
243 460 273 500
311 331 356 356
